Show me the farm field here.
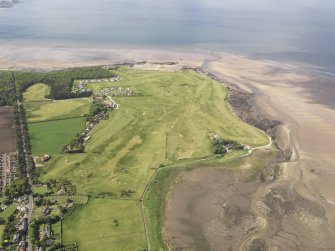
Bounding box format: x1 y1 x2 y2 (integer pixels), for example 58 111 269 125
62 198 147 251
0 106 17 153
23 83 91 155
25 98 90 123
28 117 85 155
36 67 270 250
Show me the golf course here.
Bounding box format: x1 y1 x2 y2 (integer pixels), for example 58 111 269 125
24 66 269 250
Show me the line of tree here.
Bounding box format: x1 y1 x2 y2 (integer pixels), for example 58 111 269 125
0 71 15 106
1 67 114 105
14 66 115 99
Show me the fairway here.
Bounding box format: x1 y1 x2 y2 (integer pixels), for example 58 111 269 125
62 199 147 251
28 117 85 155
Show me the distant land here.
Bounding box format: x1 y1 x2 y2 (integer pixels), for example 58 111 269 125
0 0 19 8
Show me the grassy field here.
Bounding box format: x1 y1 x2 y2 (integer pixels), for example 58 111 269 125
0 204 16 219
28 117 85 155
42 68 268 194
32 185 50 195
23 83 90 155
62 199 147 251
38 67 269 250
25 98 90 123
23 83 51 102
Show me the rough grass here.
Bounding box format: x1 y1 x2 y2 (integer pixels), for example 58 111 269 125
28 117 85 155
62 199 147 251
23 83 51 102
25 98 90 123
39 67 269 250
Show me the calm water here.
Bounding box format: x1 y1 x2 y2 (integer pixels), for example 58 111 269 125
1 0 335 73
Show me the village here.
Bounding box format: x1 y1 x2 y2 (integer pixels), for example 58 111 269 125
0 153 30 251
73 76 120 93
0 153 18 193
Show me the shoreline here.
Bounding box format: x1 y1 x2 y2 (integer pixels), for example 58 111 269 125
2 49 335 250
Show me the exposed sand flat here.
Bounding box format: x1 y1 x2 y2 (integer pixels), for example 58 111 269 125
202 54 335 250
1 45 335 250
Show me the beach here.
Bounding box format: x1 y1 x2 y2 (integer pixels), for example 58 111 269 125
1 45 335 250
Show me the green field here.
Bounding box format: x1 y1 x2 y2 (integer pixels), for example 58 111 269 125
28 117 85 155
32 185 50 195
0 225 5 245
62 199 147 251
37 67 269 250
25 98 90 123
23 83 51 102
0 204 16 219
23 83 90 155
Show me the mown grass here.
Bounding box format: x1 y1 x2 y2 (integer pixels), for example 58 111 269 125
62 198 147 251
38 67 269 250
23 83 51 102
28 117 85 155
25 98 90 123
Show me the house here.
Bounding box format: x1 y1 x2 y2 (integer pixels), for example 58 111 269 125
13 234 19 243
16 206 28 214
43 154 51 162
46 239 53 246
44 226 51 238
57 185 66 195
42 207 51 216
18 219 27 233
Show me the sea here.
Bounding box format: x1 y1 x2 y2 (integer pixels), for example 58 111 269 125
1 0 335 74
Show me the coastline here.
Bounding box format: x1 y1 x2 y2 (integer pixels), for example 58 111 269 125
1 47 335 250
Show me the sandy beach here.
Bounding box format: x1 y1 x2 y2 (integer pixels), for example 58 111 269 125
1 45 335 250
